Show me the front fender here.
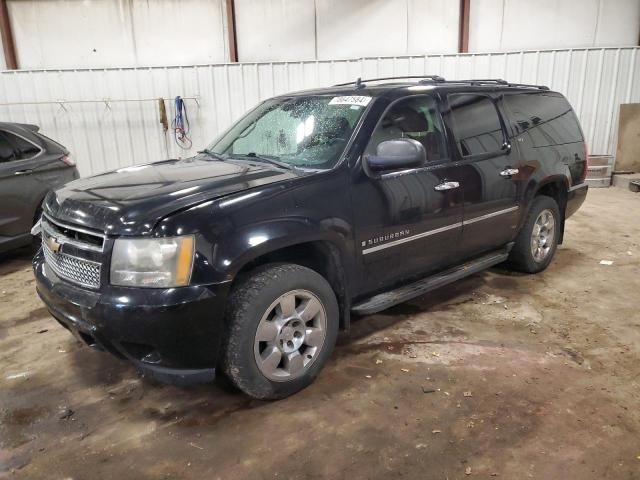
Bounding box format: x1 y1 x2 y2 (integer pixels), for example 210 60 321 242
155 169 355 287
213 216 353 280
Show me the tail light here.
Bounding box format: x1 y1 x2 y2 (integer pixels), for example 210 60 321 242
61 153 76 167
579 143 588 184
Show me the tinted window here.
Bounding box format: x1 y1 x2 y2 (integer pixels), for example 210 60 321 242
0 132 17 163
448 94 505 157
367 96 447 162
10 132 41 159
0 131 40 162
503 92 583 146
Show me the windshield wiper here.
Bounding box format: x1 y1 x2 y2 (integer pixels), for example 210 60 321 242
197 148 226 161
232 152 293 170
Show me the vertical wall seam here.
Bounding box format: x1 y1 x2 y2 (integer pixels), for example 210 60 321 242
603 49 620 155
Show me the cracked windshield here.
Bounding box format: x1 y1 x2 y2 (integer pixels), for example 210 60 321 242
210 95 371 169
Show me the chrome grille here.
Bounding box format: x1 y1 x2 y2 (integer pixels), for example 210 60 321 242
41 214 105 252
43 242 102 289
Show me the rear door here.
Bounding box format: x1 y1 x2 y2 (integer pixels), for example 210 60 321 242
443 92 522 258
0 129 49 239
502 91 586 186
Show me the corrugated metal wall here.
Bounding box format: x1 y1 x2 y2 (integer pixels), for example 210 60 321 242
1 47 638 177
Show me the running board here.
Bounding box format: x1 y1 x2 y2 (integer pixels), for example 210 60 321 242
351 247 511 315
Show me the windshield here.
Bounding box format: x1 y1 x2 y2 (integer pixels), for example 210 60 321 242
209 95 371 170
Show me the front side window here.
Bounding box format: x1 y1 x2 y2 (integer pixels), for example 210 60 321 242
210 95 369 170
366 96 447 162
448 94 505 157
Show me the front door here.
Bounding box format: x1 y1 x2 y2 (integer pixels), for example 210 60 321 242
350 94 465 296
443 93 521 258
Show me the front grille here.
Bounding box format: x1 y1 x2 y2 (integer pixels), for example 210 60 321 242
43 241 102 289
41 214 105 289
41 214 105 252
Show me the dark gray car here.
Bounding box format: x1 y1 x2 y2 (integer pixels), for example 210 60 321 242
0 122 79 253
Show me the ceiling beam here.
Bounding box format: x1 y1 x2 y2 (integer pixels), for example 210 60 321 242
225 0 238 62
0 0 18 69
459 0 470 53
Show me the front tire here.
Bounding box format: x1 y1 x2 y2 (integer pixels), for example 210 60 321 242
221 264 339 400
507 195 561 273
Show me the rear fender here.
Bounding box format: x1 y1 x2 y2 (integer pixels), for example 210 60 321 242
522 175 569 243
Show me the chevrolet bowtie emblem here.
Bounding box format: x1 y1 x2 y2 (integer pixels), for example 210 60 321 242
46 236 62 253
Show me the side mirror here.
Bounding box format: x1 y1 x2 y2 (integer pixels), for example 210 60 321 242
365 138 426 172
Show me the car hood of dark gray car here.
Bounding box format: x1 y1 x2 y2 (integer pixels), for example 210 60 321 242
43 157 298 236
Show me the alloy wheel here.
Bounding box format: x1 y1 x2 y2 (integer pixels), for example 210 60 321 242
530 208 556 263
253 289 327 381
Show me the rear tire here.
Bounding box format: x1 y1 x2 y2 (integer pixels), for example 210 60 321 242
507 195 560 273
221 263 339 400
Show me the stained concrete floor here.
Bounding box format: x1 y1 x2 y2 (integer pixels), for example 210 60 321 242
1 187 639 480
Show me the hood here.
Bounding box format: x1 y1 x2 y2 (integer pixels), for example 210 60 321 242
43 157 297 235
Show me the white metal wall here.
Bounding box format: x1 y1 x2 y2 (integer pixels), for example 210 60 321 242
235 0 461 62
0 47 638 177
8 0 231 69
470 0 640 52
7 0 640 69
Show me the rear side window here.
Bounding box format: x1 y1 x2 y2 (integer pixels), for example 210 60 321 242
503 92 583 147
0 132 16 163
0 130 41 161
367 95 448 162
8 131 41 159
448 94 505 157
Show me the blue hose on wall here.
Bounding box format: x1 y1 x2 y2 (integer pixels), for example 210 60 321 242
172 96 192 149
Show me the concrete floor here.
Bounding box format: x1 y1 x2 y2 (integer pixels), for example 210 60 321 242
1 187 639 480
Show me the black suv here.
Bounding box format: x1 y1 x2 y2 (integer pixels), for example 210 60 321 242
33 76 588 399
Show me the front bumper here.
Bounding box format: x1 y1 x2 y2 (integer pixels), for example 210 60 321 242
33 248 231 385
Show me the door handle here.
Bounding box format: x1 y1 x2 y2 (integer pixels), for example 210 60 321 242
434 181 460 191
14 169 33 176
500 168 519 177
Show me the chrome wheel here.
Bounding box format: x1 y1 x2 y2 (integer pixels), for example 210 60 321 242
530 208 556 263
253 289 327 382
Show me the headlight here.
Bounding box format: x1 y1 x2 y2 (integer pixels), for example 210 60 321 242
110 235 195 288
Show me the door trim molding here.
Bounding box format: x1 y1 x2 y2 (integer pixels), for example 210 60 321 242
464 205 519 225
362 221 462 255
361 205 519 255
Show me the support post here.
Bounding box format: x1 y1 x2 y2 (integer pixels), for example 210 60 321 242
0 0 17 69
225 0 238 62
459 0 470 53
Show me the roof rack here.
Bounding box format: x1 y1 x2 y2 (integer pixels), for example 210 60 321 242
451 79 549 90
456 79 509 85
505 82 550 90
333 75 446 89
333 76 550 91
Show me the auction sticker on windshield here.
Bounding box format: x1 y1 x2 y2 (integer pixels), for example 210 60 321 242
329 96 372 107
